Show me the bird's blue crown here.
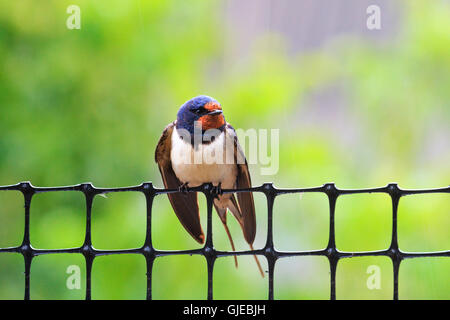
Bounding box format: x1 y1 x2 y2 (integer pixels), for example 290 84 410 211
176 95 224 135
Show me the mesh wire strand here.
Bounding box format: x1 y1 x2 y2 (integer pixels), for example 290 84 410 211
0 181 449 300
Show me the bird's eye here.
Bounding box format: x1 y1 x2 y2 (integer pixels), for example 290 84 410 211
194 108 204 114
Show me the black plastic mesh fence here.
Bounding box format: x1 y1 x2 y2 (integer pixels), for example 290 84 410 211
0 181 449 300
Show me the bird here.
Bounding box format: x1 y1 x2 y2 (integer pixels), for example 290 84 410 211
155 95 264 277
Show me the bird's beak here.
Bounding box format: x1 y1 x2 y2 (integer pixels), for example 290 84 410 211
207 109 223 116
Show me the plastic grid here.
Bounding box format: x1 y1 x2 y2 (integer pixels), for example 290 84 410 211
0 181 449 300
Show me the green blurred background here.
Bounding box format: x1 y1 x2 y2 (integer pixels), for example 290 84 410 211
0 0 449 299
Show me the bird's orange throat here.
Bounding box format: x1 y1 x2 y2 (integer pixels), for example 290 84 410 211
199 114 225 131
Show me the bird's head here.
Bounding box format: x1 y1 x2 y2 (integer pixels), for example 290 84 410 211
176 95 225 135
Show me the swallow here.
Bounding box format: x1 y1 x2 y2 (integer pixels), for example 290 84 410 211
155 95 264 277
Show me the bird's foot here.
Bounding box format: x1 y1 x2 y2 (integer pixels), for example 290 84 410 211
210 183 223 199
178 182 189 194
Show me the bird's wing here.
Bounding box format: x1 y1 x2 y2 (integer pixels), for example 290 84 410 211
226 124 256 245
155 122 205 244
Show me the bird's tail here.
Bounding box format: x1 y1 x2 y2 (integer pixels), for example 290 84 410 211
249 243 265 278
215 204 238 267
215 199 265 278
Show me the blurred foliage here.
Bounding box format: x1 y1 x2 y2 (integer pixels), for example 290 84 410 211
0 0 448 299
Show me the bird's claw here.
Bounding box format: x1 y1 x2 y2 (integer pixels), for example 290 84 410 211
210 183 223 199
178 182 189 194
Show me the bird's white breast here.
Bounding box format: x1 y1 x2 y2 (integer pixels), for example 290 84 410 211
170 128 237 188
